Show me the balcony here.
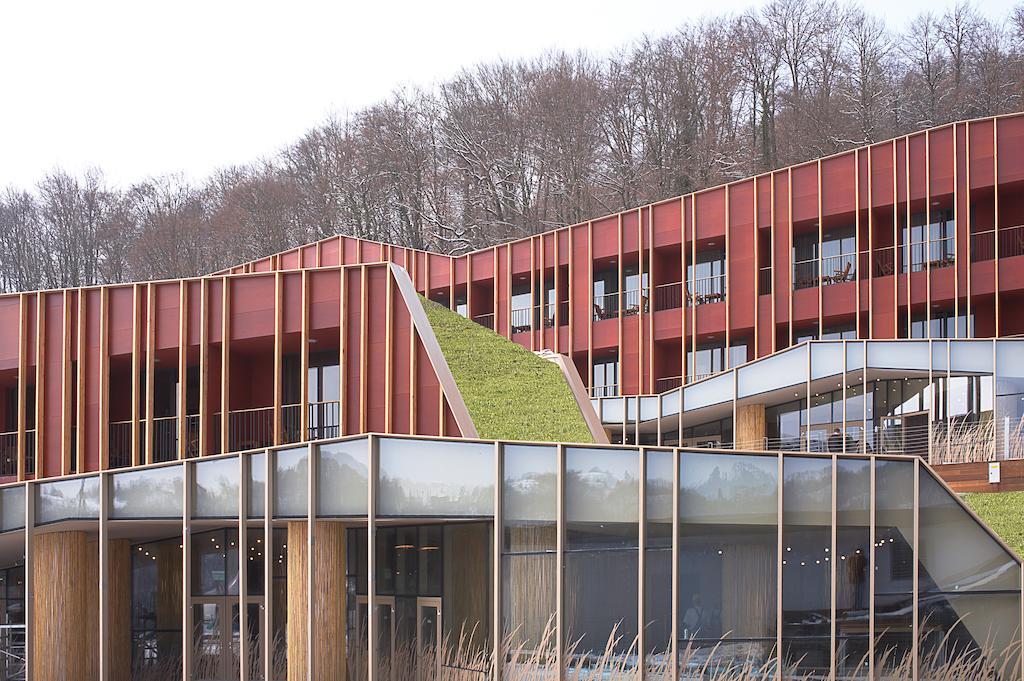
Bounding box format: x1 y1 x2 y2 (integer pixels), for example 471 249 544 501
820 253 856 285
471 313 494 330
971 225 1024 261
510 307 531 334
653 283 682 311
592 292 619 321
687 274 726 306
654 375 683 392
903 236 955 272
0 432 16 477
792 258 819 290
591 384 619 398
758 267 772 295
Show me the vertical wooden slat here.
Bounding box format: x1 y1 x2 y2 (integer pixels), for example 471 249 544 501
35 292 45 478
725 185 732 366
367 436 378 681
263 449 275 680
199 279 209 457
994 120 1001 336
99 289 109 471
360 267 369 434
300 271 310 442
17 294 27 480
588 222 594 396
617 214 623 391
274 273 283 445
221 278 231 456
130 285 140 468
385 270 394 434
340 269 348 437
145 284 155 465
787 169 794 347
76 290 87 473
178 283 188 460
817 160 823 338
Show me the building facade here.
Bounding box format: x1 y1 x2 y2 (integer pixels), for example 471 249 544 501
0 114 1021 680
0 434 1018 681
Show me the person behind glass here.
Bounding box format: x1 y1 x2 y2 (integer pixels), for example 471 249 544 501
828 428 844 453
682 593 707 639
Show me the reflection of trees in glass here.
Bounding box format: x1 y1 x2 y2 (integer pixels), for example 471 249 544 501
112 468 182 517
318 443 368 515
37 477 99 522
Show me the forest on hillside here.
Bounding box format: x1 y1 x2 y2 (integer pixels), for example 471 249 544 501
2 0 1023 292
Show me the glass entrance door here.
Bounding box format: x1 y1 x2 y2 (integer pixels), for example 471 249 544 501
416 597 442 680
357 596 396 680
192 598 261 681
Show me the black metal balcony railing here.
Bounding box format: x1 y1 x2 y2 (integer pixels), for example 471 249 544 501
228 406 275 452
687 274 726 306
592 291 619 321
902 237 955 273
151 416 178 463
654 376 683 392
653 282 682 311
621 288 648 317
758 267 772 295
792 259 819 290
971 225 1024 261
471 313 494 330
0 432 16 477
874 246 896 277
821 253 856 285
109 420 134 469
307 400 341 441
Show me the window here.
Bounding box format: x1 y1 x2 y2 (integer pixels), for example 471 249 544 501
511 282 532 333
792 225 856 290
796 323 856 344
687 249 725 305
902 209 954 272
686 342 746 382
592 356 619 397
905 310 973 339
593 268 618 320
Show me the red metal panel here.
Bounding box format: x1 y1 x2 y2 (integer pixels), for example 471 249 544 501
365 267 387 433
154 282 180 351
309 270 341 331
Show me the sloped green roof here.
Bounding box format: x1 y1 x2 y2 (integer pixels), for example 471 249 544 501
963 491 1024 558
421 298 593 443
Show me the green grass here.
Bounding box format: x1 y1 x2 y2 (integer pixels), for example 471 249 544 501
421 298 593 443
962 491 1024 557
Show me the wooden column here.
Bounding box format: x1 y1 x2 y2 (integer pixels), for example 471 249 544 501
108 539 132 681
286 521 347 681
31 530 99 681
735 403 766 450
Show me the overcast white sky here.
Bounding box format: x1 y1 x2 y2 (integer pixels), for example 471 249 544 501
0 0 1017 189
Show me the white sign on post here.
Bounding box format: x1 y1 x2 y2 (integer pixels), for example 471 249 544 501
989 461 1001 484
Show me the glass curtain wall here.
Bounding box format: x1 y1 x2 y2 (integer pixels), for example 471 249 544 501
679 452 778 672
0 435 1021 679
501 445 557 660
564 447 639 670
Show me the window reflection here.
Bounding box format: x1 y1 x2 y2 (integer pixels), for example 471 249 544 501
679 452 777 669
565 447 639 664
782 457 832 675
